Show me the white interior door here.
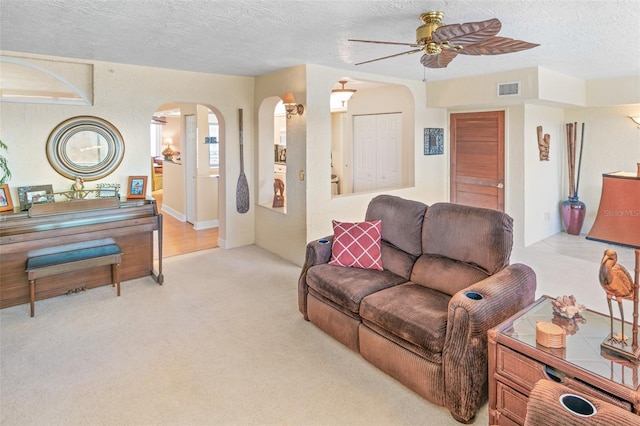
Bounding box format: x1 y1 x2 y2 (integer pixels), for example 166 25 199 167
353 113 402 193
353 115 377 192
377 113 401 189
185 114 196 224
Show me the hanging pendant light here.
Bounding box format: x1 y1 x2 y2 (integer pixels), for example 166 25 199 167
331 80 357 107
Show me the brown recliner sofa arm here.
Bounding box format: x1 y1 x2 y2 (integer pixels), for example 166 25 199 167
298 236 333 319
442 263 537 423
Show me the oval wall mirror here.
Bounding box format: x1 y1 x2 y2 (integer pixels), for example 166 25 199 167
46 116 124 180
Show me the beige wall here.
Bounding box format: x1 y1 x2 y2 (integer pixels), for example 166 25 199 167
334 84 415 194
2 53 638 268
162 116 181 152
253 66 308 265
426 67 639 247
0 51 254 250
303 66 446 261
523 104 565 245
162 161 185 219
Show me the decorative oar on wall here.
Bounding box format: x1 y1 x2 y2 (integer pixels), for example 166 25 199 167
236 108 249 213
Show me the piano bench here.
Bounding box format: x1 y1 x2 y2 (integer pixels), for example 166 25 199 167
25 239 122 317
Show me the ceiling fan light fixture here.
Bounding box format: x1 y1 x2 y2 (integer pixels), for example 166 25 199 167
424 42 442 55
331 80 357 106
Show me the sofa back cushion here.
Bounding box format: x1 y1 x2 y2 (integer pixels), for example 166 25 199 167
410 203 513 296
365 195 428 279
411 255 490 296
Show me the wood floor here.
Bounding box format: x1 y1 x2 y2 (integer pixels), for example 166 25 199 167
152 190 218 258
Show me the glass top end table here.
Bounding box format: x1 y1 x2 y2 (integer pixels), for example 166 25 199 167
502 295 640 390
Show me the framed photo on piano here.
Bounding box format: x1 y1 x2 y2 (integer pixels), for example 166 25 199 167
127 176 147 199
17 184 54 211
0 184 14 213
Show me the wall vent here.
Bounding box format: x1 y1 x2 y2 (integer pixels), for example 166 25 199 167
497 81 520 97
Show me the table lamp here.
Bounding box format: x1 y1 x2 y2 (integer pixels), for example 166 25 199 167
587 171 640 361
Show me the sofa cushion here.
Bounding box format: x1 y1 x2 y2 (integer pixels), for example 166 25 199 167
360 283 450 354
307 264 406 313
329 220 383 270
422 202 513 275
410 254 490 297
365 195 427 278
380 241 418 280
365 195 427 257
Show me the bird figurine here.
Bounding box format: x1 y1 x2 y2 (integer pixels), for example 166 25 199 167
599 249 634 345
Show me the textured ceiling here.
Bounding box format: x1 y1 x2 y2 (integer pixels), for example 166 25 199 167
1 0 639 83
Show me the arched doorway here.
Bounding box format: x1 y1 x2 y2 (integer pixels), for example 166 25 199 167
151 103 222 257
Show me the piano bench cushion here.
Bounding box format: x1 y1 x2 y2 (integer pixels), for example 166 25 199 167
26 244 121 271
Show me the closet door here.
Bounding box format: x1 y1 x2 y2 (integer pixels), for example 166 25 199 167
353 115 377 192
353 113 402 193
376 113 401 190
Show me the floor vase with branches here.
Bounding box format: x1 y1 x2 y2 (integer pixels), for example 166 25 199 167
561 122 586 235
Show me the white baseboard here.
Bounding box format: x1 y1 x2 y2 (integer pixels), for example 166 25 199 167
161 205 185 222
193 220 219 230
217 237 227 249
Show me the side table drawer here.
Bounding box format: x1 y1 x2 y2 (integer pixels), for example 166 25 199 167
495 412 521 426
497 345 548 392
496 381 528 425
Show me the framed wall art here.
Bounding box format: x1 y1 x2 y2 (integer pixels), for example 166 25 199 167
17 184 54 211
424 128 444 155
0 184 14 213
127 176 147 199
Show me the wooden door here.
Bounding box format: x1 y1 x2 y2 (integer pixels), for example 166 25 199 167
450 111 505 211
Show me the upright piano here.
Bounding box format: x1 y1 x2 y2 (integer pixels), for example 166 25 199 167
0 197 163 309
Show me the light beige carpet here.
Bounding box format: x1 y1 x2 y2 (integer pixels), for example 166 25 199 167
1 245 487 425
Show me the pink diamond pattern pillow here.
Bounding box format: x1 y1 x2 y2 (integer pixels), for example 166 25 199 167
329 220 383 270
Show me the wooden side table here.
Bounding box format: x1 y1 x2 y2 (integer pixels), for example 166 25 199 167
488 295 640 425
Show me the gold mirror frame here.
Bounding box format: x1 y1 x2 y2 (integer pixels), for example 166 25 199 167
46 116 124 181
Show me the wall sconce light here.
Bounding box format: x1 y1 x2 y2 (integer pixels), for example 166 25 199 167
629 116 640 127
331 80 357 108
283 92 304 119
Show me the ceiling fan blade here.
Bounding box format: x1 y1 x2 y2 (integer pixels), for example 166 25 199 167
458 36 540 55
355 48 423 65
348 39 419 48
432 18 502 46
420 49 459 68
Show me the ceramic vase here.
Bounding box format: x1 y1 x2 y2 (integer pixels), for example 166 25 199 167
561 196 586 235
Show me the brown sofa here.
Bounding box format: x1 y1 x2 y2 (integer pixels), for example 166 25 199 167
298 195 537 423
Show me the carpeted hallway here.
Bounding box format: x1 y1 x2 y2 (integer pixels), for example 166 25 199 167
1 245 480 426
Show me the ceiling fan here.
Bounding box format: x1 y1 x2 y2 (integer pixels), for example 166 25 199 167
349 11 539 69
